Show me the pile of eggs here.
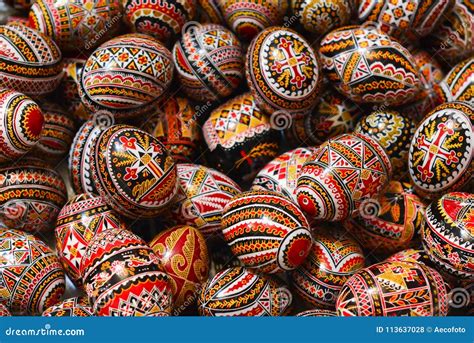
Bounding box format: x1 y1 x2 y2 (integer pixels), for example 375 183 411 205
0 0 471 318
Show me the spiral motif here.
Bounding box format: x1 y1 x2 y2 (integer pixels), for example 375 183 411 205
270 110 292 130
181 21 201 36
359 198 381 219
92 111 115 129
449 286 471 309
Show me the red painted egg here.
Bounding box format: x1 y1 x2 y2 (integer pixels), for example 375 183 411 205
290 227 365 308
42 296 94 317
221 190 312 273
55 193 127 286
0 24 62 96
81 228 173 316
336 261 448 316
343 181 426 255
29 0 122 52
169 163 241 238
296 133 392 222
198 267 292 316
150 225 209 311
295 309 337 317
0 159 67 233
0 228 65 315
0 89 44 163
246 26 321 116
92 125 178 219
80 34 174 120
0 303 11 316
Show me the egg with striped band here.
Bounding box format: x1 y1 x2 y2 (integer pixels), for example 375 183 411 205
290 227 365 308
80 34 174 120
198 267 292 316
42 297 94 317
0 89 44 163
0 24 63 96
319 26 421 106
440 57 473 105
0 228 65 315
221 190 312 273
173 24 244 102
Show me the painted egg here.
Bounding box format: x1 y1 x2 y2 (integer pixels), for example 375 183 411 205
122 0 196 44
251 147 318 202
0 89 44 163
221 190 312 273
0 228 65 315
291 0 353 36
55 193 127 286
408 102 473 199
246 26 321 116
285 87 359 147
80 34 174 120
440 57 474 104
319 26 421 106
0 303 11 316
150 225 209 310
291 227 365 308
197 0 225 24
0 159 67 233
168 163 241 238
0 24 62 96
198 267 292 316
221 0 288 41
426 0 473 65
354 110 416 177
295 309 337 317
81 228 173 316
30 100 75 162
6 16 30 27
55 58 88 121
357 0 453 41
143 96 201 163
422 192 473 279
173 24 244 102
337 261 449 316
69 118 112 196
296 133 392 222
400 49 445 120
202 92 279 184
92 125 178 219
29 0 122 52
344 181 426 255
42 297 94 317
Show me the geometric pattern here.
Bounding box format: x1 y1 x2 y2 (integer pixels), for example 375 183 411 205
296 133 392 221
319 27 421 106
0 228 65 315
336 261 448 316
440 57 473 104
198 267 292 316
169 164 241 237
42 296 94 317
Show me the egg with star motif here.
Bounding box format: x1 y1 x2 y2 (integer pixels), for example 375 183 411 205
42 297 94 317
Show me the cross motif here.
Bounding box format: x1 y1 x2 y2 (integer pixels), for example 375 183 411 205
271 38 310 89
119 137 164 182
416 121 460 182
